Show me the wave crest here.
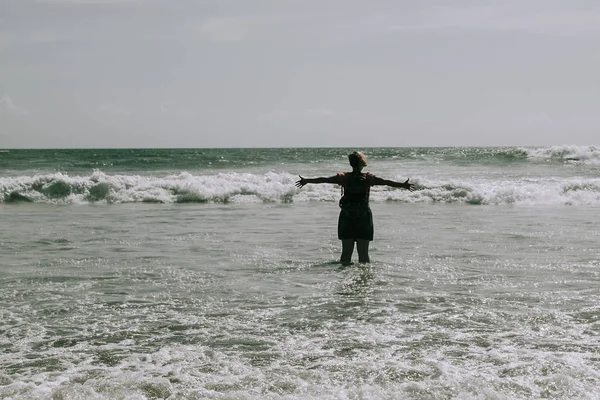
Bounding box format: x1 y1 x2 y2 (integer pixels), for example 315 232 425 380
2 171 600 206
521 145 600 164
1 171 299 204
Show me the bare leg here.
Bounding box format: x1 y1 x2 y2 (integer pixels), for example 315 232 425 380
340 239 355 265
356 240 370 263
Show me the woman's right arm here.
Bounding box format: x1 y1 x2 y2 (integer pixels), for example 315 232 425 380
296 174 343 188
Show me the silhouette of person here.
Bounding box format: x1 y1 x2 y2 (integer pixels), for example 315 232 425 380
296 151 415 264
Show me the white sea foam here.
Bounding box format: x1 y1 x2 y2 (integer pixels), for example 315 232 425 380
2 170 600 205
522 145 600 164
2 330 598 399
2 199 600 399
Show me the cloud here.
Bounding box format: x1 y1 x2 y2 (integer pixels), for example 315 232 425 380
0 96 29 115
160 102 195 117
28 32 71 43
305 108 335 118
0 31 71 48
385 3 600 36
196 16 256 42
195 13 285 42
257 108 336 123
32 0 147 5
97 103 131 116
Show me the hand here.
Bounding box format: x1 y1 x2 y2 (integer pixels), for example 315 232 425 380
403 178 416 192
295 175 308 188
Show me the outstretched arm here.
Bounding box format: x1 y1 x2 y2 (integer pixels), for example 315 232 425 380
371 176 415 191
295 175 341 188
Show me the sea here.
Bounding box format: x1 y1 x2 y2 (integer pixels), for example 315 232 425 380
1 146 599 399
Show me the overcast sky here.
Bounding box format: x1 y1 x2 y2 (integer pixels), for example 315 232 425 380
1 0 599 148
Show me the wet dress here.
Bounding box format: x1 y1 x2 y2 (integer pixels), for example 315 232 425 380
337 172 374 241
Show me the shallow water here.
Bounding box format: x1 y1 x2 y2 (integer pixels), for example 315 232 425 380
1 201 599 399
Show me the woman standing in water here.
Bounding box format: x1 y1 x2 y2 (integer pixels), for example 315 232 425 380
296 151 415 264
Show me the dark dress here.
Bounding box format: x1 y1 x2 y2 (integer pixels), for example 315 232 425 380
337 172 374 241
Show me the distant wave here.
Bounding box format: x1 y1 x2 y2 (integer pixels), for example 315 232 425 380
416 145 600 165
2 147 599 175
3 170 600 206
521 145 600 164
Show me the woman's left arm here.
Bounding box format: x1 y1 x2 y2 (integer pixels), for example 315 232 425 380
370 176 415 191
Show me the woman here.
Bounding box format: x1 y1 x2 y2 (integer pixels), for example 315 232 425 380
295 151 415 264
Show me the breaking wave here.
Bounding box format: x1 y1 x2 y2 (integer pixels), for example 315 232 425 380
2 170 600 206
521 145 600 164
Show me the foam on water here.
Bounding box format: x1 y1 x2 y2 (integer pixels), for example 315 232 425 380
3 170 600 206
2 267 599 400
1 211 599 400
522 145 600 164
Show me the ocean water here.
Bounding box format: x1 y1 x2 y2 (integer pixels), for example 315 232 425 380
1 146 600 399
